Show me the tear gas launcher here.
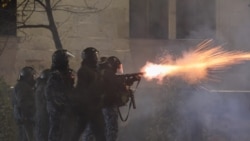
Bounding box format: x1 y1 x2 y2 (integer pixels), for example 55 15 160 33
116 72 144 109
116 72 144 121
117 72 144 87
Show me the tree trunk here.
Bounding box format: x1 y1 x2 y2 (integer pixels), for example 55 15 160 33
45 0 63 50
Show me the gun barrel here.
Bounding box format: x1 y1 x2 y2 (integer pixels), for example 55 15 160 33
126 72 144 76
117 72 144 77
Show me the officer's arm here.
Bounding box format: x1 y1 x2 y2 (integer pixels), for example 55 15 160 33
15 84 32 105
76 68 90 89
15 84 35 117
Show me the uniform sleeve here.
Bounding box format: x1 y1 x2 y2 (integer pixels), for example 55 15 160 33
76 67 90 89
103 70 128 106
14 83 35 118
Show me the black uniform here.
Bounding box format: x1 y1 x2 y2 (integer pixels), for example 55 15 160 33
83 56 130 141
34 69 50 141
12 66 36 141
45 50 75 141
73 47 106 141
101 57 128 141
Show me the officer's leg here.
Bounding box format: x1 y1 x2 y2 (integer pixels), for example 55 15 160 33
91 111 106 141
61 109 81 141
71 115 88 141
18 124 26 141
81 123 95 141
48 112 63 141
23 120 35 141
61 113 70 141
35 120 40 141
103 108 118 141
36 117 49 141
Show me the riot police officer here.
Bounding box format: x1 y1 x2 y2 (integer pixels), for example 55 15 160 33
34 69 50 141
82 56 129 141
81 56 108 141
12 66 36 141
102 56 129 141
45 49 75 141
73 47 106 141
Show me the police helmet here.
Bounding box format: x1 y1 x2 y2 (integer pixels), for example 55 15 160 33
52 49 69 65
107 56 123 74
18 66 36 81
81 47 99 61
39 69 51 79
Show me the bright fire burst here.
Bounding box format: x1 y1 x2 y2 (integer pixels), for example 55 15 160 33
140 40 250 84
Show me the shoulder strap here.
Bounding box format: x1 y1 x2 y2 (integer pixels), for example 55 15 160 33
117 79 141 122
117 99 133 122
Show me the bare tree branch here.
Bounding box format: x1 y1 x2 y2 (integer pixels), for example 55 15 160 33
0 36 9 56
52 0 113 14
34 0 46 9
17 24 50 29
84 0 91 8
45 0 63 49
52 0 62 9
15 0 113 50
23 1 36 23
21 0 30 21
17 0 28 9
17 0 113 14
17 28 32 42
17 9 46 12
88 0 99 8
57 13 72 29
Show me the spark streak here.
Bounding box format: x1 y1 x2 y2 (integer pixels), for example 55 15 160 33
141 40 250 84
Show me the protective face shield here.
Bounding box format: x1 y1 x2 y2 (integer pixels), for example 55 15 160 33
18 66 36 85
52 50 67 64
66 51 75 58
52 49 74 69
39 69 51 80
107 56 123 74
117 63 124 74
81 47 100 64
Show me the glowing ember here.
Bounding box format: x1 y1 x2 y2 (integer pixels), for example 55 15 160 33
141 40 250 84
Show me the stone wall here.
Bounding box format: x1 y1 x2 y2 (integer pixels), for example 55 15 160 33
2 0 250 85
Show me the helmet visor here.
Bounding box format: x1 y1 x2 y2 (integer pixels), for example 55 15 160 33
116 64 124 74
66 51 75 58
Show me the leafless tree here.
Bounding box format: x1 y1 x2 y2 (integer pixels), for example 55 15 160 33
15 0 113 49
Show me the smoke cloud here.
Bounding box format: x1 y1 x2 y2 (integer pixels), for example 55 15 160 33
118 0 250 140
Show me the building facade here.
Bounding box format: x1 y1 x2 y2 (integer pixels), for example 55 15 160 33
0 0 250 85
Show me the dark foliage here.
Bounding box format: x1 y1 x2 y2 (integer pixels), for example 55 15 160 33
0 77 17 141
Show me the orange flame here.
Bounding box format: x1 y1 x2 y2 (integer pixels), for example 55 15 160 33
141 40 250 84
